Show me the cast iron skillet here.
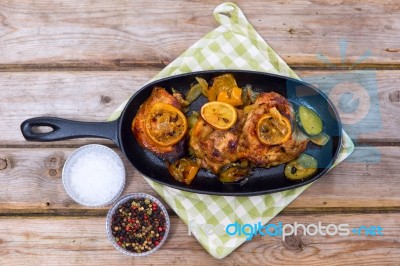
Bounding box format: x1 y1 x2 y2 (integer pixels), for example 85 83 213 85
21 70 342 196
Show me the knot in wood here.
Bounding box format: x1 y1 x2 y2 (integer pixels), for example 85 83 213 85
282 233 305 251
0 158 7 170
101 95 112 104
48 169 57 177
388 90 400 103
45 154 63 169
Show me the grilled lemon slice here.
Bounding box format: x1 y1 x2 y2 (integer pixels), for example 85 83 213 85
257 107 291 145
200 101 237 130
145 103 187 146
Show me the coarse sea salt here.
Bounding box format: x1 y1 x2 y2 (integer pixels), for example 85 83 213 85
63 145 125 206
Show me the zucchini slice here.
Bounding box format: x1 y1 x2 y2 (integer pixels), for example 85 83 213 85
297 105 323 136
310 131 330 146
284 154 318 181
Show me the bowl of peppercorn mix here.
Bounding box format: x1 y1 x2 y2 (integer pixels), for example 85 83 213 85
106 193 170 256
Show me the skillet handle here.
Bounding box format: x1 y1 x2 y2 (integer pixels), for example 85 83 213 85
20 117 120 146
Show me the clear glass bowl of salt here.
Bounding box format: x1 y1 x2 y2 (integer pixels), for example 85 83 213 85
62 144 126 207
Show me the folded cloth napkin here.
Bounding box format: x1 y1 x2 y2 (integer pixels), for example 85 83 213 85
110 2 354 259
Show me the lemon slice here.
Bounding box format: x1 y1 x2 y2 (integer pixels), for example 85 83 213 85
200 101 237 130
257 107 292 145
145 103 188 146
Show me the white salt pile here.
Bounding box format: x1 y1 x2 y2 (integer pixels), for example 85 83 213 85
64 145 125 206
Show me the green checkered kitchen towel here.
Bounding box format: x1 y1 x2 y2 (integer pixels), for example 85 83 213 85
110 2 354 259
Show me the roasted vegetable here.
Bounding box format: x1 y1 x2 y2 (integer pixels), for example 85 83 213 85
284 154 318 181
208 74 243 106
217 86 243 106
196 77 209 97
171 88 189 113
186 84 203 104
297 105 323 136
310 131 330 146
241 84 260 106
219 160 251 183
168 158 200 185
187 111 200 129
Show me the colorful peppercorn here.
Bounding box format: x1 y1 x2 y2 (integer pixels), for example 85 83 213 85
111 197 167 253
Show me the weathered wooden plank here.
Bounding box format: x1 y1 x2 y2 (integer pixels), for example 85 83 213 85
0 1 398 68
0 70 157 146
0 213 399 265
0 70 399 145
0 147 157 214
295 70 400 142
0 146 398 214
289 146 400 210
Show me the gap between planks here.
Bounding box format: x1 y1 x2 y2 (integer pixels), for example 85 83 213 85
1 64 400 72
1 207 400 218
0 142 399 149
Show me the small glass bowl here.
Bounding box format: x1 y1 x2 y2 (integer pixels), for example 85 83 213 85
106 193 170 256
62 144 125 207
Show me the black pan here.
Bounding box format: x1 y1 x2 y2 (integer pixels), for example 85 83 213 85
21 70 342 196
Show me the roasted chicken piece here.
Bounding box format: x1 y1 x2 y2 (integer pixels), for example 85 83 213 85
132 87 186 162
189 92 309 175
189 110 246 173
238 92 309 167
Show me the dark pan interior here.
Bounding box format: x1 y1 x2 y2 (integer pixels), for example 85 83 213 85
118 70 342 196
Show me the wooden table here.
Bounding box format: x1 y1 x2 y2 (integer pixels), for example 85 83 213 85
1 1 399 265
